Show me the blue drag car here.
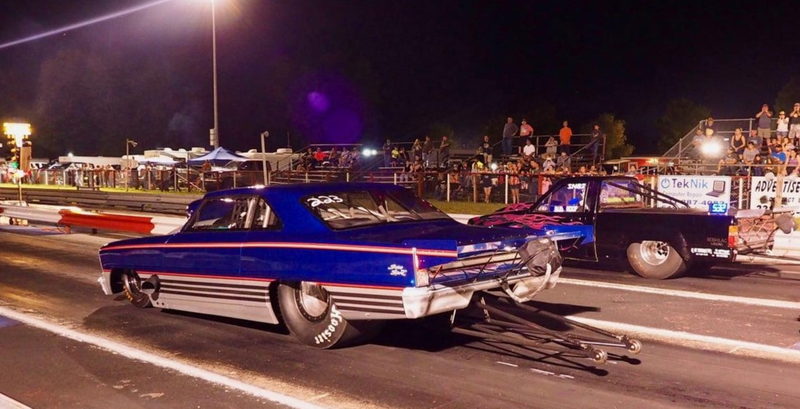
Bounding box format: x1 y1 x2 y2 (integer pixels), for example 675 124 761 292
98 183 562 348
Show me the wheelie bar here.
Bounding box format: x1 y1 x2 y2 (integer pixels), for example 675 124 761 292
450 292 642 364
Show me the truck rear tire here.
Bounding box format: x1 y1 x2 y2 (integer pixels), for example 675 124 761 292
277 282 381 348
627 241 686 279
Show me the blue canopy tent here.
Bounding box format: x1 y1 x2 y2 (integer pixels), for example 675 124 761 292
187 147 247 166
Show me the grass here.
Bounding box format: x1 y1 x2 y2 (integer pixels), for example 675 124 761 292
0 183 200 196
2 183 508 215
427 199 506 215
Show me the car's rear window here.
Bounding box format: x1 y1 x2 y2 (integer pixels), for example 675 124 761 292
303 189 448 229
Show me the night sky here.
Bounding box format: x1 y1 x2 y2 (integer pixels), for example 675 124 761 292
0 0 797 156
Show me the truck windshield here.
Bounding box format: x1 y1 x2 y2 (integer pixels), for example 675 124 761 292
599 179 645 209
304 189 449 229
537 182 588 213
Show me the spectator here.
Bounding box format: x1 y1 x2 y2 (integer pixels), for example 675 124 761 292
589 124 604 165
507 161 521 204
777 111 790 139
411 138 423 162
691 129 705 157
718 147 739 175
477 162 493 203
771 144 787 164
557 151 571 172
752 155 765 176
559 120 572 154
730 128 746 155
422 135 433 167
480 135 493 165
542 154 556 172
742 142 758 165
390 146 400 166
502 117 518 156
439 135 451 167
383 138 392 167
522 138 535 157
519 119 533 153
527 159 540 200
783 136 795 152
702 116 716 135
748 129 764 154
313 147 326 164
545 135 558 156
755 104 773 142
790 103 800 143
338 148 351 168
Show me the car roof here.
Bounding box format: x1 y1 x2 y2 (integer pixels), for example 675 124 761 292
200 183 412 234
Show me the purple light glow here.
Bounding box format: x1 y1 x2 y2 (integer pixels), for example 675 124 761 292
307 91 330 112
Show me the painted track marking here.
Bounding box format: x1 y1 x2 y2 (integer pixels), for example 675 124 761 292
560 278 800 310
0 393 32 409
0 306 328 409
566 315 800 363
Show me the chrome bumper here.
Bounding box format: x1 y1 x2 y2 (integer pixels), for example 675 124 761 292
401 268 561 319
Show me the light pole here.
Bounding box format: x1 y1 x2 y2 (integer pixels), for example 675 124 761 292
125 139 138 191
260 131 269 185
211 0 219 148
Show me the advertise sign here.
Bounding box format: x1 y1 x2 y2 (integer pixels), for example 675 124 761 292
749 176 800 210
656 175 731 210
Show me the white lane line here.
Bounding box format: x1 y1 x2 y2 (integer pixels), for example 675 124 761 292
559 278 800 310
566 315 800 364
0 306 327 409
0 393 32 409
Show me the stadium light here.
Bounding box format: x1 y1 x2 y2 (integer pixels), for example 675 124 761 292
700 140 723 158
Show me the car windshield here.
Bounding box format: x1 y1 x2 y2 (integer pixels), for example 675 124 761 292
304 189 449 229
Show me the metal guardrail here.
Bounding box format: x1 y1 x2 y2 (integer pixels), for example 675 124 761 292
0 187 200 215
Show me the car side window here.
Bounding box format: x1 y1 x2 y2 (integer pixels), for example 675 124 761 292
536 182 588 213
251 198 281 230
187 197 251 231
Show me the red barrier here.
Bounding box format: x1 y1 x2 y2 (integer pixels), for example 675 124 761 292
57 210 155 234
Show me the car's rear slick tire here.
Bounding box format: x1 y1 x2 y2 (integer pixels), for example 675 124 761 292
277 282 381 349
122 270 152 308
626 241 686 279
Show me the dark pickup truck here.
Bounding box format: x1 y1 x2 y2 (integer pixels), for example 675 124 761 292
470 176 781 279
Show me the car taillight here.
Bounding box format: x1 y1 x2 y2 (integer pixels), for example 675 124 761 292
728 225 739 248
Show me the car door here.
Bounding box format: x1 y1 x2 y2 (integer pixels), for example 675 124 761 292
527 180 597 261
163 195 252 277
240 196 285 280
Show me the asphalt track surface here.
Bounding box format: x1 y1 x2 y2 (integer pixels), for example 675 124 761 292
1 225 800 408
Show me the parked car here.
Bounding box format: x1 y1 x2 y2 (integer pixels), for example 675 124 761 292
98 183 562 348
470 176 780 279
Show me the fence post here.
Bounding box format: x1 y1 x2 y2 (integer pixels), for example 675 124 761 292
233 172 237 188
393 172 397 185
346 171 350 182
738 177 743 208
504 173 509 204
305 172 309 183
472 174 478 202
446 175 451 202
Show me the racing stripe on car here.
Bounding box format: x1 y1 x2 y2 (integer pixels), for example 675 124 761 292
139 273 270 303
101 242 457 258
324 284 405 316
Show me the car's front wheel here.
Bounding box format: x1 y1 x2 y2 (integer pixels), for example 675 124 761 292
277 282 381 348
626 240 687 279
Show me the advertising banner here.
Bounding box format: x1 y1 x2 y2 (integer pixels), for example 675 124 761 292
656 175 731 210
749 176 800 210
